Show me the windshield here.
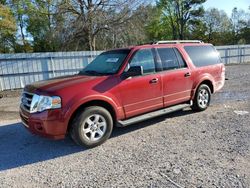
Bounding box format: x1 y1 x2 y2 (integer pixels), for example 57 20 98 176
79 49 130 76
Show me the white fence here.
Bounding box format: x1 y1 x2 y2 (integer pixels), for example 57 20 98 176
216 45 250 64
0 45 250 91
0 51 102 91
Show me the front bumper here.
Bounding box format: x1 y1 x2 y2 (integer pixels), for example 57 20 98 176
19 105 67 140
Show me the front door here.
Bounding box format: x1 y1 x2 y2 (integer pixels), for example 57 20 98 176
118 48 163 118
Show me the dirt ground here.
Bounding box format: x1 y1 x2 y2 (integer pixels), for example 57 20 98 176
0 64 249 188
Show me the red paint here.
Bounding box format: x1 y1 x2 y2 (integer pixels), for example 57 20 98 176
20 43 225 139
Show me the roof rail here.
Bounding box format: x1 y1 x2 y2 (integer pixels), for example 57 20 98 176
153 40 203 44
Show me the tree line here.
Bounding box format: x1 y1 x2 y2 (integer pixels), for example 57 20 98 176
0 0 249 53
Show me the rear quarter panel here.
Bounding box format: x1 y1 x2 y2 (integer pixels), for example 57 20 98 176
179 44 225 95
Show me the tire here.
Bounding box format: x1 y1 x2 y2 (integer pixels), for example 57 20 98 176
70 106 113 148
191 84 211 111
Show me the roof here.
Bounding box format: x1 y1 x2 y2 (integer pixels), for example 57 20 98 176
108 40 211 52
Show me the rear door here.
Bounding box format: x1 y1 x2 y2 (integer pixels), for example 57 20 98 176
156 47 194 107
118 48 163 118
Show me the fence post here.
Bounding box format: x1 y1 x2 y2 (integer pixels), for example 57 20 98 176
225 48 228 64
240 47 242 63
0 76 3 91
50 57 56 78
0 60 3 91
41 57 50 80
242 47 245 63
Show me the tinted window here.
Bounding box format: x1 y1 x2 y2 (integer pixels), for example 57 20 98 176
184 45 220 67
157 48 179 70
130 49 155 74
174 48 187 68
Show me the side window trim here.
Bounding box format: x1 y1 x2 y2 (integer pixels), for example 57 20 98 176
173 48 188 69
152 48 163 72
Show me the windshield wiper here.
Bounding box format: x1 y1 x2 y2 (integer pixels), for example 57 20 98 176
80 70 104 76
79 70 109 76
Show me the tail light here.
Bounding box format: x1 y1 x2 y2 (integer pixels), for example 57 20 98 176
221 65 225 75
222 65 225 72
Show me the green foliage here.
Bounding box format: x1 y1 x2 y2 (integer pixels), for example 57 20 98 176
0 4 16 52
145 6 172 41
0 0 249 53
155 0 206 40
201 8 232 45
239 27 250 44
25 0 62 52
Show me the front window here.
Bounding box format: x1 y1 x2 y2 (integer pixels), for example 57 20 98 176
79 49 130 76
129 49 156 74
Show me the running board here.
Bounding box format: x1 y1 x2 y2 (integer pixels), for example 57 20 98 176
118 102 192 127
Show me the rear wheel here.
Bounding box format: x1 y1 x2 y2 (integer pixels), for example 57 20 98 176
70 106 113 148
192 84 211 111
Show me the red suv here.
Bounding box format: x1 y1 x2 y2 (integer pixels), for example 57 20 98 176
20 41 225 147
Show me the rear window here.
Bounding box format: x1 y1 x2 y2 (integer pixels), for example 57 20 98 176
184 45 221 67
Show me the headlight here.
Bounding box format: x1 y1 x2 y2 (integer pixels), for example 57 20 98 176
30 95 61 113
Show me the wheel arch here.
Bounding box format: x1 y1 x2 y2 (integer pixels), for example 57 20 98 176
192 78 214 100
198 80 214 93
67 100 117 133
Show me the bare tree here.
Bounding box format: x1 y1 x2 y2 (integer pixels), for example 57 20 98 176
231 7 250 44
59 0 145 51
204 8 231 42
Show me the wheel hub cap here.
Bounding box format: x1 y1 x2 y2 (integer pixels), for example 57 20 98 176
82 114 107 142
198 89 209 108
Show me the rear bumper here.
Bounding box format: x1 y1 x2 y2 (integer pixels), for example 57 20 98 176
214 76 225 93
19 106 67 140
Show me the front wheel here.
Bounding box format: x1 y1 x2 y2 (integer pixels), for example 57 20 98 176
191 84 211 111
70 106 113 148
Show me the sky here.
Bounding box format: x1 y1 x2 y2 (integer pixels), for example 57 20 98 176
204 0 250 16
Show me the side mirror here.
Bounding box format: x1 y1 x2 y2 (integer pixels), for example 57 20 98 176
123 66 143 79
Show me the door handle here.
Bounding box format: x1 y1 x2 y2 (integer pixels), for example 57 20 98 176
184 72 191 77
150 78 159 84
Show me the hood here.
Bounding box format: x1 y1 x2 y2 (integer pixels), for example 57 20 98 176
24 75 103 94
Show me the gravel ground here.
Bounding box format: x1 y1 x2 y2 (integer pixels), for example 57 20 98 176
0 64 249 188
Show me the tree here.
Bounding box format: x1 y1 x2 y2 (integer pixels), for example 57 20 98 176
157 0 206 40
231 7 249 44
26 0 63 52
0 4 16 53
146 5 173 41
187 19 207 41
97 5 155 49
58 0 146 51
202 8 232 45
7 0 33 52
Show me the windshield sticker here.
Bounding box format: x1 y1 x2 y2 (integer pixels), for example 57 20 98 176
106 58 119 63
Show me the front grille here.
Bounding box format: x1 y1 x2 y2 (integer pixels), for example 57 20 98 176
21 92 34 112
